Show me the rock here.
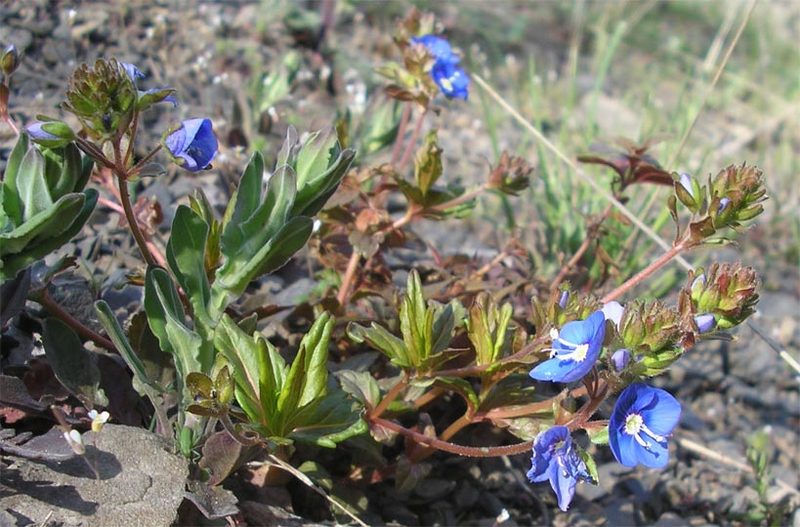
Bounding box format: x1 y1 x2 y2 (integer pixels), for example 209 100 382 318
602 499 635 526
0 424 188 527
654 512 686 527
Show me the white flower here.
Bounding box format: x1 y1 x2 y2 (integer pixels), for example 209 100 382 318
88 410 110 433
63 429 85 455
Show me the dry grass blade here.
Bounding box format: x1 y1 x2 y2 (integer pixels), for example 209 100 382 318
472 73 693 272
266 454 369 527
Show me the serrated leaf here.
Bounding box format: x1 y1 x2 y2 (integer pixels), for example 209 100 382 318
289 388 367 447
346 322 410 368
278 312 334 415
414 130 442 197
335 369 380 408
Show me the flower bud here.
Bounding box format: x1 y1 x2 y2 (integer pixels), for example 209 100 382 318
611 348 631 371
1 44 19 77
63 58 137 141
682 263 759 330
88 409 110 433
709 164 767 229
558 291 569 309
619 300 681 356
601 301 624 329
674 172 701 212
26 120 75 148
693 314 716 333
63 429 85 455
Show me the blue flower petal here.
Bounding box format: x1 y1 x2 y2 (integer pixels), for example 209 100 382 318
633 436 670 469
639 389 681 437
411 35 460 64
551 463 578 511
559 310 604 345
165 118 218 172
529 357 574 382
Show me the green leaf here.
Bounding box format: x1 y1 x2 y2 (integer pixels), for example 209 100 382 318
95 300 165 394
215 216 313 299
291 126 355 218
41 317 106 407
295 127 340 191
222 151 264 239
414 130 442 197
16 146 53 221
167 205 212 330
2 133 29 226
0 189 97 281
468 294 513 367
577 446 599 485
346 322 410 368
0 193 86 255
400 270 429 367
278 312 334 415
586 423 609 445
358 100 401 156
335 369 380 409
136 87 177 111
288 388 367 447
237 165 297 259
214 314 283 425
144 267 210 382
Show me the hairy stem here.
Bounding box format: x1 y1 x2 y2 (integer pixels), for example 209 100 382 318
397 107 428 171
601 239 690 303
373 416 533 458
390 104 412 164
370 375 409 418
37 289 115 351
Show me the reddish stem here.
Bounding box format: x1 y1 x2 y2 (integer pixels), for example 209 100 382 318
370 375 409 418
38 289 115 352
390 104 412 164
397 107 428 171
601 239 689 303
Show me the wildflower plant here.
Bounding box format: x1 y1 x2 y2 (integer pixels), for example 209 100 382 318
0 6 774 522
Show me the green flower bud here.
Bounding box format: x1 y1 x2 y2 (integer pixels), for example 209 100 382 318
618 300 681 356
26 120 76 149
682 263 759 330
709 164 767 230
1 44 19 76
63 58 137 142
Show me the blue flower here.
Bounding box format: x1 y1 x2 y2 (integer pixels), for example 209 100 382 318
122 62 146 82
527 425 591 511
609 383 681 469
165 118 218 172
122 62 178 107
529 311 605 383
411 35 460 64
431 61 469 100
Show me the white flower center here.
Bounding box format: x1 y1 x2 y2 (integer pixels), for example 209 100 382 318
440 77 453 91
549 328 590 362
624 412 666 450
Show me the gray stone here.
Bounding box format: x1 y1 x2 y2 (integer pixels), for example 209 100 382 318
602 499 635 526
653 512 686 527
0 424 188 527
